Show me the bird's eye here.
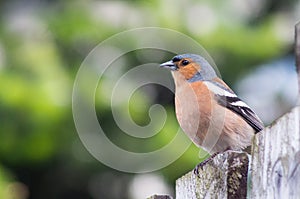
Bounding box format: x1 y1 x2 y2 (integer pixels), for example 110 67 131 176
182 59 189 66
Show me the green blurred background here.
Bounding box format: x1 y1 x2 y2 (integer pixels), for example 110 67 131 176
0 0 299 198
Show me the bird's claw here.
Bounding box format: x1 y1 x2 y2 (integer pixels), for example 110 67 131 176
193 152 220 177
193 157 212 176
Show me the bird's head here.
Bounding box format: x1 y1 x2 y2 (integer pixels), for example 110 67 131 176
160 54 217 82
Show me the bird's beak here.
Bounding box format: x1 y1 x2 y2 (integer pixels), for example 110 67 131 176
160 60 178 71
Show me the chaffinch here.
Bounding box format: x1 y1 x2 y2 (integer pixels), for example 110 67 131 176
160 54 264 170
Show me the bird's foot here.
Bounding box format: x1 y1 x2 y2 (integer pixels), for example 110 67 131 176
193 152 220 176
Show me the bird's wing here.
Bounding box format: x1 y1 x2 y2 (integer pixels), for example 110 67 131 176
204 81 264 133
215 95 264 133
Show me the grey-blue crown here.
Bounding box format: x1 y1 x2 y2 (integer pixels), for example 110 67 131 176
172 54 217 81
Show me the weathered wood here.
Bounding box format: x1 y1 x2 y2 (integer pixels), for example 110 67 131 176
296 21 300 94
295 22 300 75
250 106 300 199
176 151 249 199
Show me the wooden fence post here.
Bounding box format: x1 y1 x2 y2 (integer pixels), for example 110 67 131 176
295 21 300 95
249 21 300 199
250 107 300 198
149 21 300 199
176 151 249 199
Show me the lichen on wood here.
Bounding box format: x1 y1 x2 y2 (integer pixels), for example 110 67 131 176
176 151 249 199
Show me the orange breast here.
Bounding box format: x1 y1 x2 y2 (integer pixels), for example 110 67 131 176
174 81 212 147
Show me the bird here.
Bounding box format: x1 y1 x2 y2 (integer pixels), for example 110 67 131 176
160 54 264 173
